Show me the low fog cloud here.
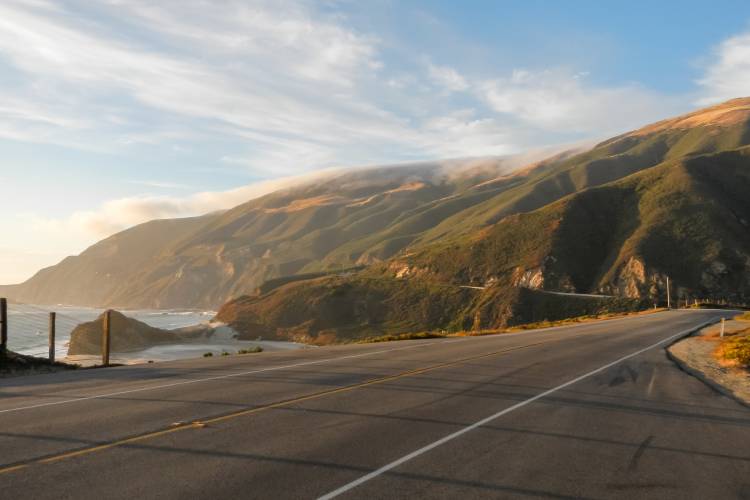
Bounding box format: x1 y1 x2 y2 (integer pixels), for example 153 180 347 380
67 169 342 238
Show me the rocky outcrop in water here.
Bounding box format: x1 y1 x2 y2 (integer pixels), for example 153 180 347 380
67 310 210 355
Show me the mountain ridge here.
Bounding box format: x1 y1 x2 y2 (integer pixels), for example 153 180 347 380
210 99 750 343
3 98 750 319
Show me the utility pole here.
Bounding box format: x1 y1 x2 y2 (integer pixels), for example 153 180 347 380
666 277 671 309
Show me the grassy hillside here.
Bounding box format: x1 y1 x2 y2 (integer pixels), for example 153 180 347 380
394 147 750 302
0 215 215 307
2 157 568 308
216 103 750 343
416 98 750 246
216 275 640 344
5 98 750 311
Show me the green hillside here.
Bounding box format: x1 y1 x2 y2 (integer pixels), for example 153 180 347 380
215 275 640 344
0 157 569 308
397 147 750 300
4 98 750 314
214 100 750 342
0 215 214 307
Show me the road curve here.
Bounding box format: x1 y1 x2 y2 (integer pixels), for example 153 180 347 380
1 309 748 499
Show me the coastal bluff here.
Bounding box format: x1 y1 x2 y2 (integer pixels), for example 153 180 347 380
68 310 208 355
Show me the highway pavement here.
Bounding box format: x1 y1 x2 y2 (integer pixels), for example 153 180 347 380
0 309 748 499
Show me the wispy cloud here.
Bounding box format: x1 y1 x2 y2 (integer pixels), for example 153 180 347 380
127 180 194 190
0 0 720 284
427 62 469 92
0 0 400 169
696 31 750 105
0 0 682 173
478 69 680 134
37 169 342 240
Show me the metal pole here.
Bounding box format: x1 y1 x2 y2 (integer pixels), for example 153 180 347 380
0 298 7 355
49 312 56 362
102 309 111 367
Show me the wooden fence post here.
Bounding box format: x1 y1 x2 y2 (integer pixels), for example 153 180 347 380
49 312 56 362
102 309 111 367
0 298 7 356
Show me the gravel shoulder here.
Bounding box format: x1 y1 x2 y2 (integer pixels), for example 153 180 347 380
668 319 750 405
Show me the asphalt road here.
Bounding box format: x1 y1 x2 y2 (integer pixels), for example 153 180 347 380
1 309 748 499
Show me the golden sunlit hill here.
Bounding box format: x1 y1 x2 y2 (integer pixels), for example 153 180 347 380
4 98 750 345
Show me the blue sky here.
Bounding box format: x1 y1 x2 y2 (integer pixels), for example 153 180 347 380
2 0 750 284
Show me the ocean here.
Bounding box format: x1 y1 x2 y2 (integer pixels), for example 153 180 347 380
5 304 214 358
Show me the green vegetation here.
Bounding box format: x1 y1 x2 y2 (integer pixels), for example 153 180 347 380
718 329 750 367
6 98 750 347
214 101 750 345
0 350 77 378
8 98 750 311
238 346 263 354
256 268 365 296
203 352 213 357
216 276 642 344
359 331 446 343
496 308 665 332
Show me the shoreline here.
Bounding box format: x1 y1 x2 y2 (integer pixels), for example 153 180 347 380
64 339 308 367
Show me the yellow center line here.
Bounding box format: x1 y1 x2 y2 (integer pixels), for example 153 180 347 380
0 339 553 476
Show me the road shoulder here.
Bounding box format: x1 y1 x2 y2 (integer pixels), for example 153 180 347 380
668 319 750 406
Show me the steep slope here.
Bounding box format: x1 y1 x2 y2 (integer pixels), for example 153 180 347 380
216 275 638 344
0 215 216 306
417 97 750 244
215 100 750 342
5 98 750 311
395 146 750 301
2 156 570 309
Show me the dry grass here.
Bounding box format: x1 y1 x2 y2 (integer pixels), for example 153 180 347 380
359 331 446 343
716 328 750 367
0 351 77 378
262 195 345 213
455 307 668 337
359 307 670 342
631 98 750 136
238 346 263 354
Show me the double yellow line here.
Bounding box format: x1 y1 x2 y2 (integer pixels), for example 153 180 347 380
0 339 548 476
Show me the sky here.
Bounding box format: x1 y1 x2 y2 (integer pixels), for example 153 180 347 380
2 0 750 284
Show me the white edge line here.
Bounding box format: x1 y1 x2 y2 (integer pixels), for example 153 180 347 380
0 340 445 414
0 314 628 414
317 318 719 500
0 310 714 415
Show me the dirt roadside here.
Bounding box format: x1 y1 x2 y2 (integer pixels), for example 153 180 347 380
668 318 750 406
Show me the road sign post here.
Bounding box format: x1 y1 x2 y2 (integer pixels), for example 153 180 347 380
720 318 725 338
